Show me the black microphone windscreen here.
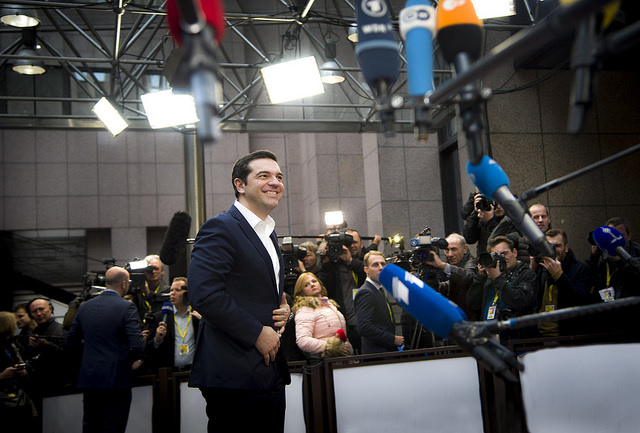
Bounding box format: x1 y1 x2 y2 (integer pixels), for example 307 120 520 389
160 211 192 265
437 25 483 64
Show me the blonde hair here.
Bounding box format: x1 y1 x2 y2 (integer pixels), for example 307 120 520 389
0 311 17 339
293 272 328 299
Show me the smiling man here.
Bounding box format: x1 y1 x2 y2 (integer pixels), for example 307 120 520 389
187 150 291 433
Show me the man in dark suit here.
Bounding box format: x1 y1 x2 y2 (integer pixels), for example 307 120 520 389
188 150 292 433
355 251 404 354
65 266 145 433
146 277 200 371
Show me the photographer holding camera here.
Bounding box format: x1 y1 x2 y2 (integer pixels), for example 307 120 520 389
462 190 504 255
466 236 537 325
530 229 591 337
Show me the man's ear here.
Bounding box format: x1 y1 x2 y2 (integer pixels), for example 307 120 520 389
233 178 245 194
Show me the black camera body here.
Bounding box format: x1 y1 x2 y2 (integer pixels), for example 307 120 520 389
409 226 448 265
324 231 354 260
478 251 507 272
280 237 307 270
475 195 494 212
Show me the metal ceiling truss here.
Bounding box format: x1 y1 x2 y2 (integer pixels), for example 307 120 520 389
0 0 460 134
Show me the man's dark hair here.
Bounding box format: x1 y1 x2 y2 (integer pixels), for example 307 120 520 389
231 150 278 199
545 228 568 245
487 235 515 252
606 216 632 235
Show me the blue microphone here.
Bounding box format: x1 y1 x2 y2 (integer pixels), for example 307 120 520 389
467 156 555 258
399 0 436 142
356 0 400 136
379 263 523 381
592 225 639 274
161 302 173 324
378 264 467 338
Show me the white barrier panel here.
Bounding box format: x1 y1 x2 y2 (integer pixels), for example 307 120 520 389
43 385 152 433
180 372 306 433
332 356 484 433
520 343 640 433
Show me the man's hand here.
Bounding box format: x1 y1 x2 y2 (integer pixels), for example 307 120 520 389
428 250 447 270
155 322 167 344
394 335 405 347
541 256 562 279
29 336 47 348
485 264 501 281
272 298 291 334
372 235 382 246
338 245 352 265
255 326 281 365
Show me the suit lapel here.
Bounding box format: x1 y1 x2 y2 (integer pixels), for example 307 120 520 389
228 206 279 300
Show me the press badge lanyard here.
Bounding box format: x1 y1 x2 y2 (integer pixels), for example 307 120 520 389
174 308 192 355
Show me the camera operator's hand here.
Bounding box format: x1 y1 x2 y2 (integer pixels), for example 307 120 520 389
141 329 150 341
529 256 540 271
295 259 306 273
338 245 352 265
483 262 501 281
427 250 447 270
475 194 495 222
155 322 167 344
540 256 562 280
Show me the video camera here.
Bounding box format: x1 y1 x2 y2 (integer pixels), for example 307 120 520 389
409 226 448 265
478 251 507 272
280 237 307 295
280 237 307 270
324 230 354 260
125 259 154 291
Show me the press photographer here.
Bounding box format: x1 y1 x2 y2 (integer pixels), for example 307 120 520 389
424 233 478 318
466 235 537 327
462 190 504 255
529 229 591 337
398 226 448 349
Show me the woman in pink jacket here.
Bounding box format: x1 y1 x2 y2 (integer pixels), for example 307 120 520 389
292 272 353 358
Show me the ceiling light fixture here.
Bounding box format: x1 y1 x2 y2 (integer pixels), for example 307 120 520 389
12 47 45 75
347 24 358 43
92 97 128 136
320 37 345 84
471 0 516 19
12 27 46 75
141 89 199 129
0 5 40 28
261 56 325 104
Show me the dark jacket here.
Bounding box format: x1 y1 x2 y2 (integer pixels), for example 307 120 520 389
467 261 537 322
66 290 145 389
354 280 397 354
534 248 592 336
463 214 501 255
187 205 290 390
438 251 478 317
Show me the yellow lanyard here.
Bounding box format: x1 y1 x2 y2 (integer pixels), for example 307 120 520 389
174 308 192 342
545 280 556 302
605 262 617 287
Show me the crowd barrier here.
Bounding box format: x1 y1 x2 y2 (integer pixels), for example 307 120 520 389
42 337 640 433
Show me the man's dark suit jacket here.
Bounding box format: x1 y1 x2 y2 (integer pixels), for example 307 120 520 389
187 205 290 390
354 280 396 354
66 290 145 388
146 309 200 369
